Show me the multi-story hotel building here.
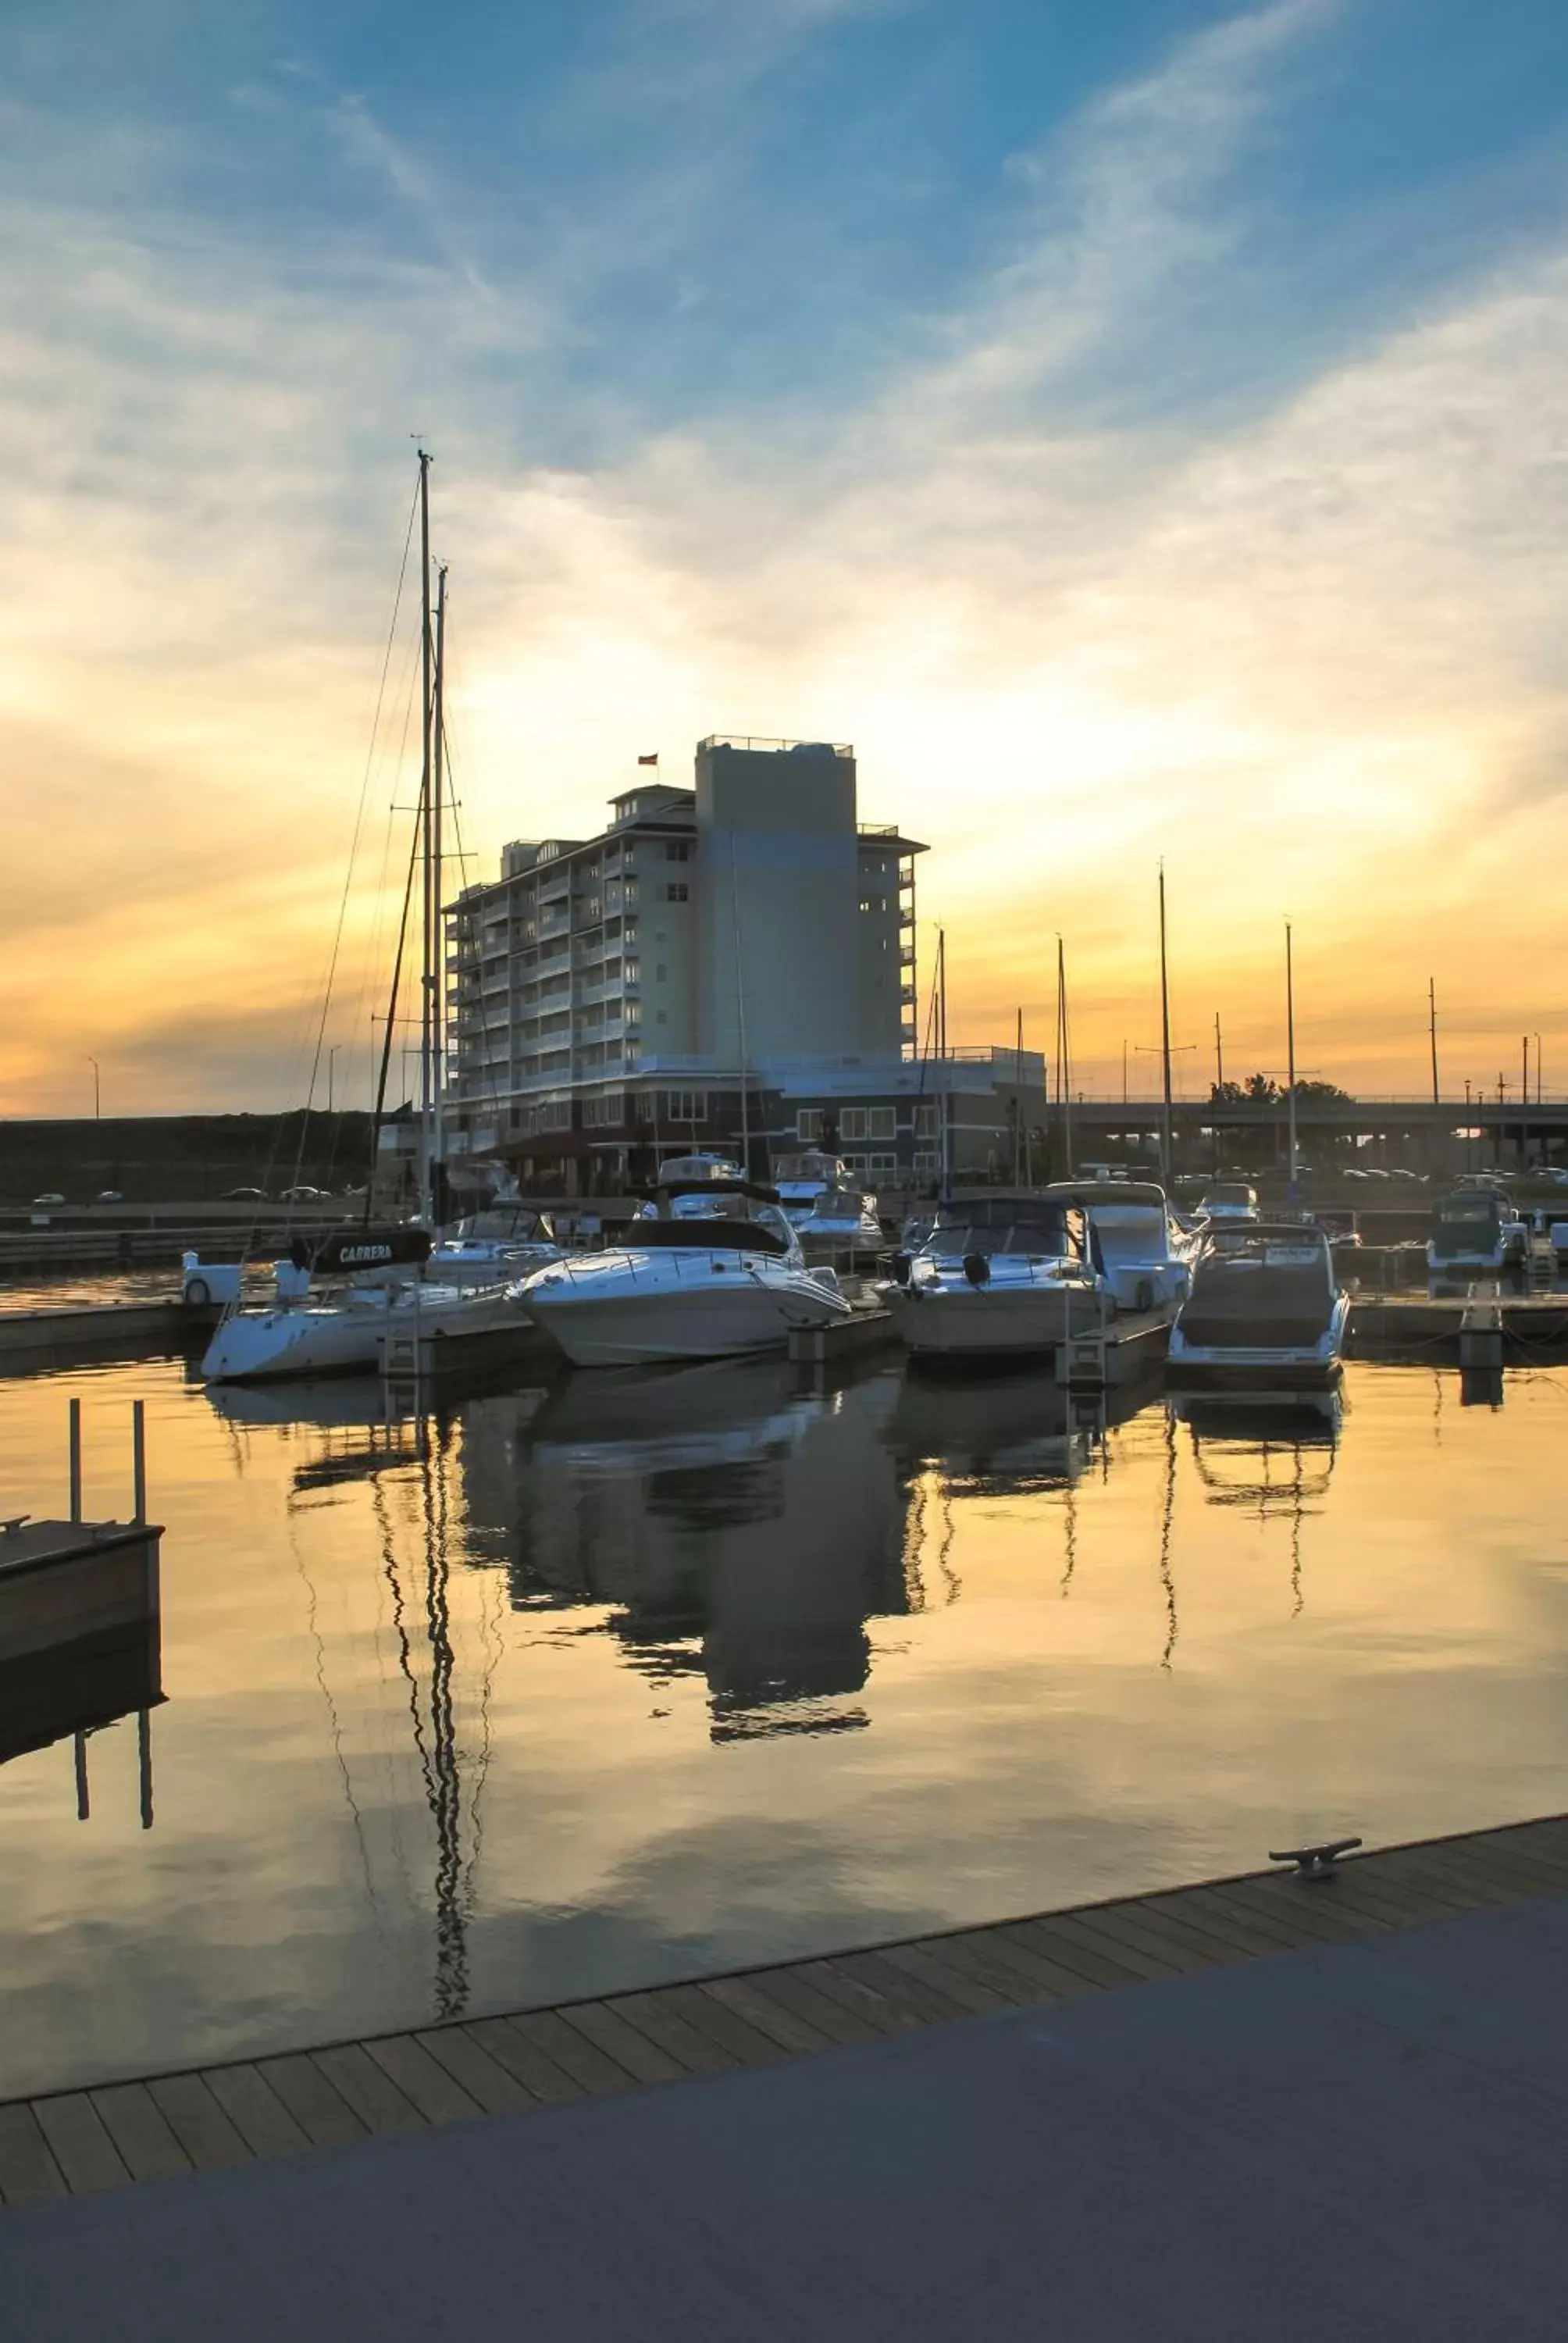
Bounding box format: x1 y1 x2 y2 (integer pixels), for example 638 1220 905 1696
443 736 1046 1192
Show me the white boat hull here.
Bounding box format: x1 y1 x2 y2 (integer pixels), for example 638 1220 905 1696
889 1282 1104 1357
524 1257 851 1367
201 1283 522 1382
1167 1295 1349 1385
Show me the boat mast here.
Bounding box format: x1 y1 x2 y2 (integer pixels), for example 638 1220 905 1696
1285 918 1299 1192
416 448 434 1225
1158 862 1174 1185
1014 1007 1023 1185
430 562 447 1219
1057 934 1073 1180
1428 976 1439 1107
936 925 949 1195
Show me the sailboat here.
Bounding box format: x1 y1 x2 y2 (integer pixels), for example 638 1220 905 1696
203 456 557 1383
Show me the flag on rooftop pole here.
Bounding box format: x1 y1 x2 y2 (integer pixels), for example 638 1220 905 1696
637 752 658 766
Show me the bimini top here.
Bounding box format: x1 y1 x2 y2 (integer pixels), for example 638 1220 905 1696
935 1193 1073 1225
1044 1181 1169 1211
655 1154 742 1184
927 1195 1090 1258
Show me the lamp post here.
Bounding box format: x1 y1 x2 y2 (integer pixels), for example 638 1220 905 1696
87 1057 101 1120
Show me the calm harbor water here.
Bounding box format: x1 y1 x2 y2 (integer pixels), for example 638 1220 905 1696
2 1350 1567 2099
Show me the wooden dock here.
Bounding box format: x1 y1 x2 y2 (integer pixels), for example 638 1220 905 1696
5 1810 1568 2207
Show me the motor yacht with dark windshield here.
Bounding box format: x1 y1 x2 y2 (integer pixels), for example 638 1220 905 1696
887 1194 1104 1357
1167 1222 1348 1384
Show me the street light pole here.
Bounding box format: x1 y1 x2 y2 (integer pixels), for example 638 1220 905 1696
328 1046 340 1116
87 1057 100 1120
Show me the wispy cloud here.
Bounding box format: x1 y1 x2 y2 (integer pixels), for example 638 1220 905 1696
2 0 1566 1108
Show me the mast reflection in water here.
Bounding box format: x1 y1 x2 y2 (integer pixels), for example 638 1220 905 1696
3 1350 1567 2101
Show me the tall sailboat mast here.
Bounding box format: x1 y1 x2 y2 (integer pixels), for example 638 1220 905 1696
1057 934 1073 1181
430 562 448 1212
416 448 435 1225
1158 861 1174 1184
936 925 949 1195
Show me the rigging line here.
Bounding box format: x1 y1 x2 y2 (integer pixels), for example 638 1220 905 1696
440 716 509 1137
283 1496 387 1946
323 625 423 1187
290 476 422 1199
365 758 427 1224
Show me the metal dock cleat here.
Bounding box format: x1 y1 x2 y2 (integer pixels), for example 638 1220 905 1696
1268 1835 1363 1883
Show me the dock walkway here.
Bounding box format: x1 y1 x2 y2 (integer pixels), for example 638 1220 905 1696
5 1810 1568 2208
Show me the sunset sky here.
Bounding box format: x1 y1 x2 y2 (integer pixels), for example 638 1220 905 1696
5 0 1568 1115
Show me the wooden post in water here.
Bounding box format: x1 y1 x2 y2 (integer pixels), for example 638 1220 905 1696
131 1399 146 1525
68 1398 82 1523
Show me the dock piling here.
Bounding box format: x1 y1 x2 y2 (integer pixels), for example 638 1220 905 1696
131 1400 147 1525
67 1397 82 1522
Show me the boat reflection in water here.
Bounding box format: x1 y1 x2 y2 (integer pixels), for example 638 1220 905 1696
464 1360 910 1742
1169 1385 1343 1614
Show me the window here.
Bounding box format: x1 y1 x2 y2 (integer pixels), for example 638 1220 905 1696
655 964 667 982
915 1103 937 1137
656 1011 667 1024
869 1153 898 1180
582 1093 625 1129
625 1001 640 1025
661 1089 707 1125
914 1150 938 1177
664 841 690 862
665 882 689 903
540 1100 572 1133
623 959 640 985
841 1108 868 1142
869 1106 896 1140
796 1109 825 1143
842 1152 869 1176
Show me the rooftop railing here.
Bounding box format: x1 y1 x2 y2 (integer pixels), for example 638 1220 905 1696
700 734 853 757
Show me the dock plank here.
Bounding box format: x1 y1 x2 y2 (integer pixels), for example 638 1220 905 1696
32 2094 130 2194
556 2002 691 2087
87 2083 191 2184
507 2010 640 2095
363 2036 483 2127
0 2103 65 2206
145 2074 252 2173
415 2029 538 2117
462 2018 583 2106
252 2054 367 2148
601 1991 741 2077
202 2063 311 2159
310 2045 426 2137
697 1975 836 2057
742 1964 884 2048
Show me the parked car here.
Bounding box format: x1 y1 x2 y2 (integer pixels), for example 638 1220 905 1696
221 1186 268 1202
31 1191 65 1206
280 1184 326 1203
94 1189 124 1204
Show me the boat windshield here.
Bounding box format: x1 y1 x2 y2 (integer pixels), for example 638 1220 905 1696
1434 1197 1501 1232
773 1152 845 1186
924 1220 1074 1260
1202 1185 1256 1210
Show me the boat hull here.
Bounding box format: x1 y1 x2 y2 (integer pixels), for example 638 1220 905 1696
201 1285 522 1382
1166 1296 1349 1387
524 1263 852 1368
889 1283 1105 1357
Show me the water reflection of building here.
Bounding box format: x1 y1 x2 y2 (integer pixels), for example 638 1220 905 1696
458 1361 910 1741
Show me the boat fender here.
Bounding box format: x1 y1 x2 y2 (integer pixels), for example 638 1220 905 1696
1135 1277 1153 1314
962 1253 991 1288
891 1252 913 1286
184 1275 211 1308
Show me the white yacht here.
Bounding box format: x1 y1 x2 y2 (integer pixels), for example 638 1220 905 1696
201 1227 525 1383
774 1151 886 1259
887 1195 1105 1358
1426 1187 1512 1275
1167 1223 1348 1385
1043 1180 1203 1315
519 1181 853 1367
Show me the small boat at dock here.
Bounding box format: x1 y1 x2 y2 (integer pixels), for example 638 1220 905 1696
1042 1180 1201 1316
886 1194 1105 1358
519 1181 853 1367
1167 1223 1348 1385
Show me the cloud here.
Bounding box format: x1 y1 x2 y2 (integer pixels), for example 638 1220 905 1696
2 0 1566 1108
